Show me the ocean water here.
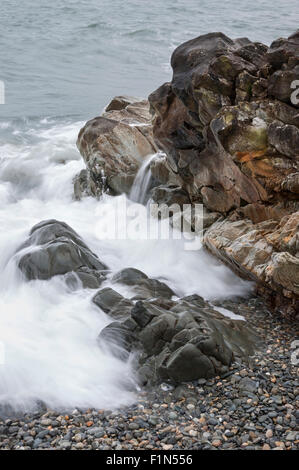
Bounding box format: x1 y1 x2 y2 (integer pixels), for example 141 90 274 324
0 0 298 119
0 1 297 411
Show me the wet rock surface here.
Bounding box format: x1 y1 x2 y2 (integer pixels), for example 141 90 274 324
147 31 299 318
76 96 158 197
111 268 176 300
16 219 108 288
92 287 133 318
96 269 261 384
1 296 298 450
75 31 299 318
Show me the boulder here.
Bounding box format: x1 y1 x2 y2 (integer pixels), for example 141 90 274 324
98 294 261 385
17 220 108 288
76 97 158 197
204 212 299 318
111 267 176 300
92 287 133 317
151 185 191 208
148 30 299 318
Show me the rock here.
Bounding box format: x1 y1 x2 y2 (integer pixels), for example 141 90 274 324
16 220 108 286
131 301 158 328
111 268 148 285
111 267 176 300
238 377 258 393
76 97 158 197
286 431 298 441
98 321 137 360
73 169 88 201
98 291 261 385
262 443 271 450
92 287 133 317
104 95 142 113
151 185 190 208
148 30 299 318
204 213 299 318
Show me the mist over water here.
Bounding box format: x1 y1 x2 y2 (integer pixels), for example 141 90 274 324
0 118 253 412
0 1 297 411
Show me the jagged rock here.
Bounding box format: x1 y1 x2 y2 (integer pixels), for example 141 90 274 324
204 213 299 318
98 294 261 384
73 169 88 201
268 120 299 159
92 287 133 317
17 220 108 287
148 30 299 318
104 95 141 112
151 185 191 208
75 30 298 317
266 31 299 106
281 173 299 193
76 97 158 197
111 267 175 300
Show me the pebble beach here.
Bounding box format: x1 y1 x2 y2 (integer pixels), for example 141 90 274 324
1 296 298 451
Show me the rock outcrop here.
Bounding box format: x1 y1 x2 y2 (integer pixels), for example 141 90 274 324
75 96 158 197
96 274 261 384
75 32 298 318
17 220 108 288
111 267 175 300
148 31 299 319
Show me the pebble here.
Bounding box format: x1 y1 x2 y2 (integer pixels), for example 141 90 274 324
0 296 297 451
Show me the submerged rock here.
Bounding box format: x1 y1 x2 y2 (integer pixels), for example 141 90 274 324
17 220 108 287
76 96 158 197
98 292 261 385
92 287 133 317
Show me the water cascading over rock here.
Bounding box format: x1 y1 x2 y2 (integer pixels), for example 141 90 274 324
75 31 299 319
148 31 299 319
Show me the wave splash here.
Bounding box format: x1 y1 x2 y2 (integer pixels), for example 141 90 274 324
0 118 253 412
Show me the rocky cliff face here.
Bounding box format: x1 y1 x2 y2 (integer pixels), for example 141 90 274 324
75 96 158 198
148 31 299 319
75 31 299 319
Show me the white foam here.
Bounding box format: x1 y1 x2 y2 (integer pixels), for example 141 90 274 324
0 118 253 412
213 306 246 321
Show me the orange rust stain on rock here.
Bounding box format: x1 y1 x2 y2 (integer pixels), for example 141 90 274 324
235 150 266 163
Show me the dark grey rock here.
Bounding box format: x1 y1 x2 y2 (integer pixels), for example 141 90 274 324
98 291 261 385
92 287 133 316
17 220 108 285
111 267 175 300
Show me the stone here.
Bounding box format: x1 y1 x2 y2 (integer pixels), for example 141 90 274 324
76 97 158 197
238 377 258 393
17 220 108 285
147 30 299 319
204 214 299 318
98 292 261 385
92 287 133 317
111 267 175 300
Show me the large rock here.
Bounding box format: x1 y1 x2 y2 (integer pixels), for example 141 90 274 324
92 287 133 317
111 267 176 300
204 213 299 317
76 96 158 197
17 220 108 288
98 293 261 385
148 31 299 318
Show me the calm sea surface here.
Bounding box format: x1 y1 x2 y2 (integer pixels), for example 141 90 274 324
0 0 298 119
